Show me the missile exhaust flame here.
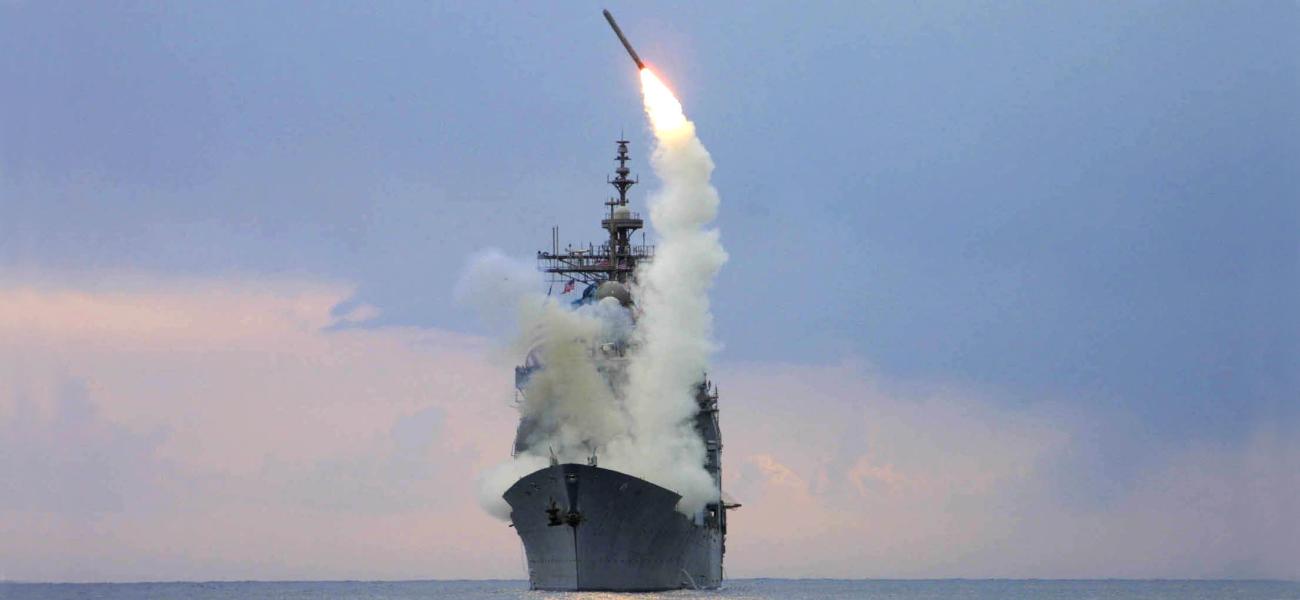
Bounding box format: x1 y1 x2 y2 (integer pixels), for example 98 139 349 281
640 69 689 137
601 9 685 135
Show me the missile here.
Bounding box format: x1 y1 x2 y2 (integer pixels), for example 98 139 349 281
603 9 645 70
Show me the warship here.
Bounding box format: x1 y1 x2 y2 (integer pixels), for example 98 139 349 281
502 139 735 591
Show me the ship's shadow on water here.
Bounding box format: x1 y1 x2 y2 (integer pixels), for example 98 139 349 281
2 579 1299 599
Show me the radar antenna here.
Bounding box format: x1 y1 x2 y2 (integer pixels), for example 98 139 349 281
537 139 653 286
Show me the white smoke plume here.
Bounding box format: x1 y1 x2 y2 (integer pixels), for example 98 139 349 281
452 249 544 337
514 298 630 455
602 69 728 515
459 253 631 519
470 69 725 519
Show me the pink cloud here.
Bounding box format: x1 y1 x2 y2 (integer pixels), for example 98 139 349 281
0 275 523 581
1 276 1295 581
715 362 1299 579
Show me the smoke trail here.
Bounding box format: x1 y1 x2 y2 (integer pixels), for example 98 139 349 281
458 253 634 518
468 293 637 518
604 69 727 514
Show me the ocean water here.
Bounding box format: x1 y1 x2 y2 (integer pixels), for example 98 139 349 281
3 579 1298 600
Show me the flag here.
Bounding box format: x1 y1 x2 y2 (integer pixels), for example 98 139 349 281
562 280 576 294
571 283 598 307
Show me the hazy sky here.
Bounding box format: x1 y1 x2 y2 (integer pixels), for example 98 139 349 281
2 1 1297 582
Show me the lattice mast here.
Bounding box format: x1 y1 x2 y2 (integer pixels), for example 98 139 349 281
538 139 653 286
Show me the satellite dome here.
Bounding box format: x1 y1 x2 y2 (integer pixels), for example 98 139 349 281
595 281 633 306
613 205 632 219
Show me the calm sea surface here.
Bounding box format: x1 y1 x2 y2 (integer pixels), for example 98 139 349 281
3 580 1298 600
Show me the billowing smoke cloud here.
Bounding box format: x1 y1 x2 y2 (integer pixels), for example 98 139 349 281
471 69 725 519
470 292 640 518
601 69 728 514
453 249 544 337
463 256 635 519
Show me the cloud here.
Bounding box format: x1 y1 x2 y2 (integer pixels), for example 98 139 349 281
0 274 521 582
1 275 1295 582
0 377 166 514
716 362 1300 580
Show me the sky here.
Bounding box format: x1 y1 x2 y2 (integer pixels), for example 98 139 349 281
2 0 1297 582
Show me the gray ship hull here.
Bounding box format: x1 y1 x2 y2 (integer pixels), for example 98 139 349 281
504 463 722 591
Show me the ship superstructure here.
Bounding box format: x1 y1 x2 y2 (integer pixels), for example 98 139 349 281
503 140 732 591
537 138 651 287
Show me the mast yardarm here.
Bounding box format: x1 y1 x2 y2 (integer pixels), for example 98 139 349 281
537 140 652 286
